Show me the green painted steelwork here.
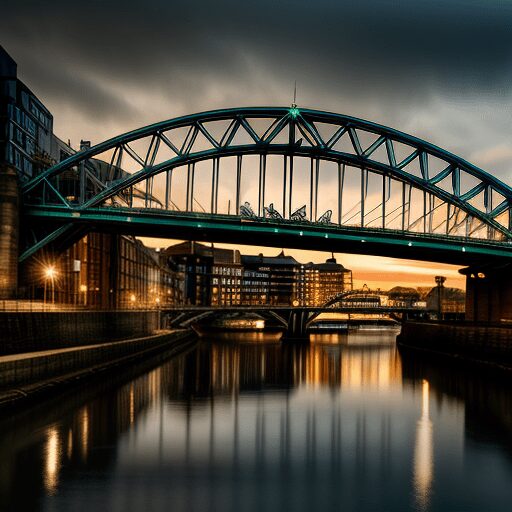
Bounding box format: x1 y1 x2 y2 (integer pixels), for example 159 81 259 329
23 205 512 265
20 107 512 262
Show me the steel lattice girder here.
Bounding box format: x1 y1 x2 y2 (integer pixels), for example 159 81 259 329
22 107 512 243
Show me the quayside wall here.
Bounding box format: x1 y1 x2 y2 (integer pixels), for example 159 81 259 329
397 321 512 368
0 329 196 409
0 310 160 355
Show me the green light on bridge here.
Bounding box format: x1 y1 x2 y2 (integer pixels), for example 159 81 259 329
289 107 300 119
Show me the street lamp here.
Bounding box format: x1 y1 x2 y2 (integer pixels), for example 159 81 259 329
44 266 57 305
80 284 88 307
434 276 446 320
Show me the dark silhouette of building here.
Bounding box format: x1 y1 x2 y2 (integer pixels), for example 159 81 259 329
163 241 242 305
0 45 53 182
241 251 300 306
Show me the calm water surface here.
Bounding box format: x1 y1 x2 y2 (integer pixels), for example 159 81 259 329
1 330 512 512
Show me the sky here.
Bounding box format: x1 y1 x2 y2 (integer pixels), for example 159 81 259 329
3 0 512 289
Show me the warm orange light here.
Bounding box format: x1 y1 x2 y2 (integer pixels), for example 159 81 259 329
130 294 136 302
45 266 57 279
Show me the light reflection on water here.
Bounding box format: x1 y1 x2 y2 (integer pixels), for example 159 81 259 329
0 330 512 512
413 380 433 511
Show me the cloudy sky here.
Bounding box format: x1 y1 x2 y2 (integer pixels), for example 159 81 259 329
3 0 512 288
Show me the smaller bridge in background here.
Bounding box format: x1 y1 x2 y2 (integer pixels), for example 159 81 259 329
164 300 429 341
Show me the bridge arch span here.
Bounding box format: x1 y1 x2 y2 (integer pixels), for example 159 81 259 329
21 107 512 263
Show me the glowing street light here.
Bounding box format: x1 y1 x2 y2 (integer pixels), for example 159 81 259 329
44 265 57 305
80 284 88 307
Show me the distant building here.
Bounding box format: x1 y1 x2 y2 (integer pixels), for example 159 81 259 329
241 251 300 306
387 286 421 308
162 244 354 307
301 257 352 306
163 241 242 306
22 234 174 309
425 286 465 317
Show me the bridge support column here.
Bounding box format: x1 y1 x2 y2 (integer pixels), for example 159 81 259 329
281 309 310 343
0 165 19 299
461 264 512 322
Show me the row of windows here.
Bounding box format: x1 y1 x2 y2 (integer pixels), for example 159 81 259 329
212 277 242 285
7 143 33 177
7 104 37 136
27 96 51 130
242 280 269 286
212 266 243 276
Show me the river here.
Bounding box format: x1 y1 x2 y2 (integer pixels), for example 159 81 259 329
1 330 511 511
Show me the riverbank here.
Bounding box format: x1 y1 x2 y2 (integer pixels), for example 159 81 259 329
397 321 512 370
0 329 197 409
0 309 161 354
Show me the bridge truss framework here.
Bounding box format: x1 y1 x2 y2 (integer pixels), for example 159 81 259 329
21 107 512 264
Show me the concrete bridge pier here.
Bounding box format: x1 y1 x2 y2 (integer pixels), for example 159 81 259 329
0 165 19 299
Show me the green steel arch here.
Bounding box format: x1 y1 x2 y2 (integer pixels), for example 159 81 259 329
21 106 512 262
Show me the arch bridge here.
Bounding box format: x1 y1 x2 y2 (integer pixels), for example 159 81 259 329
21 107 512 268
163 300 424 341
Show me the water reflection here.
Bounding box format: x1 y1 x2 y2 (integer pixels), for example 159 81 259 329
44 427 60 495
0 333 511 511
413 380 434 511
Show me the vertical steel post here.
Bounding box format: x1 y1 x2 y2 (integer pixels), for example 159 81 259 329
423 191 427 233
407 185 412 230
186 163 191 211
261 154 266 214
309 158 314 221
211 159 216 214
165 170 169 210
190 163 195 212
289 156 294 219
258 155 263 217
236 155 242 215
360 168 366 227
314 159 319 221
338 163 342 225
402 182 406 231
168 171 173 210
214 158 220 214
282 156 287 218
382 173 386 230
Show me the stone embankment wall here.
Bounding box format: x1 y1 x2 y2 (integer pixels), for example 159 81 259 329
0 330 196 408
397 321 512 367
0 310 160 354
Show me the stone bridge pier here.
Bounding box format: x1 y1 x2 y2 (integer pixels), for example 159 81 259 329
461 264 512 323
269 309 317 342
0 165 19 299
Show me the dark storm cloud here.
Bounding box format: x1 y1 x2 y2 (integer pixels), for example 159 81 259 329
2 0 512 166
3 0 512 96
